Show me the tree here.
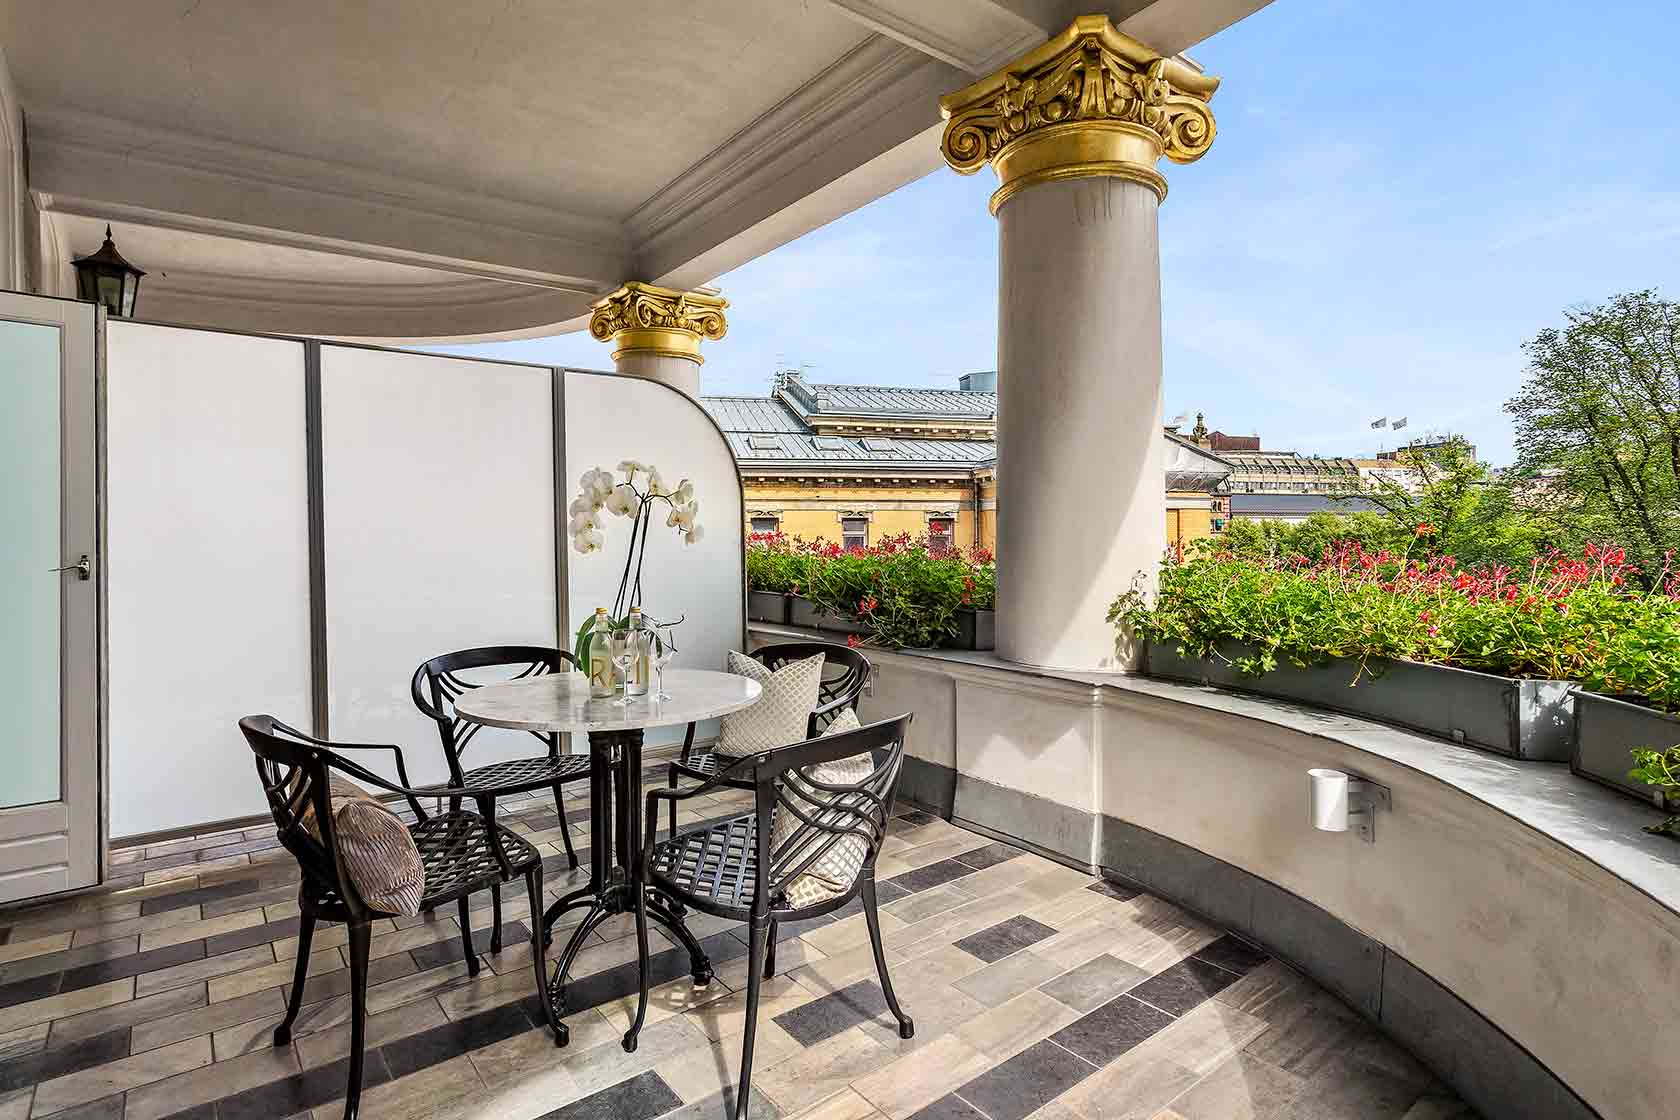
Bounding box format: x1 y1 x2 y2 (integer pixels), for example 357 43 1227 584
1506 290 1680 569
1352 439 1542 567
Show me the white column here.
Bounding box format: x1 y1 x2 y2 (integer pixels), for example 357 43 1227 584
613 350 701 397
995 177 1165 669
588 282 728 398
940 14 1219 671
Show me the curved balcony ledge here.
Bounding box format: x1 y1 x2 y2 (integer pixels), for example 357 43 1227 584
751 623 1680 1120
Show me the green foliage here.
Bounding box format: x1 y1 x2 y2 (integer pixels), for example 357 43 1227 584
1214 513 1401 565
1354 438 1546 569
1628 747 1680 839
743 535 811 594
1111 542 1680 687
746 531 995 649
1506 289 1680 571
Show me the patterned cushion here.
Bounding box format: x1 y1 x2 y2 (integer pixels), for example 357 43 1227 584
716 651 824 758
772 709 874 909
298 776 424 917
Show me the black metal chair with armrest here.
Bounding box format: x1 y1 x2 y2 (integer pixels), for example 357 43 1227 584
664 641 870 837
412 645 594 952
240 715 564 1120
637 713 914 1120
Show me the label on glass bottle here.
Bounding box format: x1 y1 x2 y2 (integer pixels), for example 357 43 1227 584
588 612 615 698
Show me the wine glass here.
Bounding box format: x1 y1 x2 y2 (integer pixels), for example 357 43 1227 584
609 631 636 706
651 629 676 701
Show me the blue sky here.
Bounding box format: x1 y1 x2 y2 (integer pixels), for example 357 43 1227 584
445 0 1680 466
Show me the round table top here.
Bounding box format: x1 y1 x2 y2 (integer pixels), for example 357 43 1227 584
452 668 762 734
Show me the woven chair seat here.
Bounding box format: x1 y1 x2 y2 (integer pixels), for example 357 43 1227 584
299 811 539 915
648 813 761 912
452 753 592 794
675 751 744 781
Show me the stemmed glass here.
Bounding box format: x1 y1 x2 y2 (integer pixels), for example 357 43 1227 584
651 628 676 701
609 631 637 707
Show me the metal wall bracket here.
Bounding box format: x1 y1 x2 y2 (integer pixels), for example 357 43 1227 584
1346 779 1392 844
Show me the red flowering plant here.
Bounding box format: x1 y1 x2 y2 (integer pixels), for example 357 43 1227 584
1109 538 1680 689
743 531 812 594
746 530 995 649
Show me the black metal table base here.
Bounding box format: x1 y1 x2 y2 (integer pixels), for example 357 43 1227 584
540 727 711 1049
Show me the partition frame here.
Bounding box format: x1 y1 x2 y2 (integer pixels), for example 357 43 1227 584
112 316 744 799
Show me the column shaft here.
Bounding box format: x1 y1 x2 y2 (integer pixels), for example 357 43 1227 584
615 351 700 397
995 177 1164 669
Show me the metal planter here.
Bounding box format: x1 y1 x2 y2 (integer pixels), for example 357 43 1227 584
1145 640 1575 761
747 590 791 625
789 595 870 636
941 608 996 651
1572 691 1680 809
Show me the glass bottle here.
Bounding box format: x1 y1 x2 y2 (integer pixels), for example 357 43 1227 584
587 607 617 699
624 606 651 697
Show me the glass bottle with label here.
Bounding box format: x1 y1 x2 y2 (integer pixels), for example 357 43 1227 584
624 606 652 698
586 607 617 699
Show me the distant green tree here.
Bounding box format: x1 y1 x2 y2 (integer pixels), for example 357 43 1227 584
1505 289 1680 569
1353 438 1543 567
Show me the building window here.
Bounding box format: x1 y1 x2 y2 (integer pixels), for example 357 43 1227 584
928 518 954 554
841 517 869 551
750 516 780 535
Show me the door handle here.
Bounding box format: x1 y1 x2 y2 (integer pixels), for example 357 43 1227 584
51 555 91 581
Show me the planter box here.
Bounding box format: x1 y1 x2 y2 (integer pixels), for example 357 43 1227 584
941 608 996 651
1145 640 1574 762
747 590 791 625
1573 691 1680 809
789 595 870 636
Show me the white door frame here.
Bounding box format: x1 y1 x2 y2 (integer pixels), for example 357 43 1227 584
0 292 103 903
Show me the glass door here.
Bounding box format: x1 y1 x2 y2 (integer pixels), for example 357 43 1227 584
0 293 101 902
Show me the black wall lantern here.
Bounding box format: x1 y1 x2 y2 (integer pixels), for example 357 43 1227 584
72 225 145 318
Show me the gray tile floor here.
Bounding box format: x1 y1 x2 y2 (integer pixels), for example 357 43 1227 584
0 770 1477 1120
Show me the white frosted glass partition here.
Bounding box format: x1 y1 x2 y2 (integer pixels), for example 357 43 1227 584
563 370 744 747
106 322 313 836
322 348 559 786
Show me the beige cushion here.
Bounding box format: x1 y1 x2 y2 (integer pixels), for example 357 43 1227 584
772 709 875 909
298 776 424 917
717 651 824 758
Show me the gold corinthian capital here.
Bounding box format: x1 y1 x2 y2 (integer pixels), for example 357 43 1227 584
589 282 729 365
939 14 1219 214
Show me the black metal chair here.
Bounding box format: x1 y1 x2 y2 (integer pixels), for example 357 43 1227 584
638 713 915 1120
664 642 870 838
411 646 593 952
240 715 563 1120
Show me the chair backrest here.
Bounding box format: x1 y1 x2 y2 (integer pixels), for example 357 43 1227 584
746 712 911 913
238 714 365 919
752 641 871 736
410 646 577 780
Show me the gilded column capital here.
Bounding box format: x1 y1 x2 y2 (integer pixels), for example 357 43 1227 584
938 14 1219 213
588 282 729 365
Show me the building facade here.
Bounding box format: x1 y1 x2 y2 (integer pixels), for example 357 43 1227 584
704 371 1232 552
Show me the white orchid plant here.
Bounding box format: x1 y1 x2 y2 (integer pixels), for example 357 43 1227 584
567 460 699 661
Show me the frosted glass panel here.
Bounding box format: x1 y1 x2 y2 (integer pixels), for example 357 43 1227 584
322 348 558 786
563 370 743 747
0 320 62 808
107 322 313 836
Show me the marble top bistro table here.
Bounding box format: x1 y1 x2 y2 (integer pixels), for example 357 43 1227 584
453 668 762 1048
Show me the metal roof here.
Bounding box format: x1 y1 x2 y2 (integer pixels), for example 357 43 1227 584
700 396 807 434
702 391 997 470
773 372 996 419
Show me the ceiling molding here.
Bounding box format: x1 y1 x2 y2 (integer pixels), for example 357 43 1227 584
628 36 962 284
27 107 629 292
139 267 592 341
822 0 1048 74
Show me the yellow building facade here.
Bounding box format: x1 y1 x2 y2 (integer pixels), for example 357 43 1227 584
704 373 1231 553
